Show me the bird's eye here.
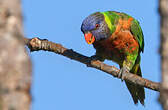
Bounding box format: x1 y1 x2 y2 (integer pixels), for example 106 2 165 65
95 24 100 28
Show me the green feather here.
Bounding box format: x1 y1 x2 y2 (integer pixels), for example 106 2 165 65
130 19 144 52
101 11 119 34
101 11 144 53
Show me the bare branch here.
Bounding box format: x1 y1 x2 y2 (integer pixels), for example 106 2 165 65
24 37 160 92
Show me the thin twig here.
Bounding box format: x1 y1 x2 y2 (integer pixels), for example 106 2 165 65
24 37 160 92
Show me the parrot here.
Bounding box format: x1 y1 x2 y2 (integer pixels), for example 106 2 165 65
81 11 145 105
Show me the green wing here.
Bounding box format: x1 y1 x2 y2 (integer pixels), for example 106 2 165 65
130 19 144 53
102 11 144 52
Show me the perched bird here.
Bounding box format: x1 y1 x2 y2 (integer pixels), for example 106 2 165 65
81 11 145 105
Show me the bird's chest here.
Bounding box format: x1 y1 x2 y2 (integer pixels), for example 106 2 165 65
93 30 139 62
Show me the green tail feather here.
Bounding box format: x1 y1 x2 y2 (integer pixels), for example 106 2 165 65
125 56 145 105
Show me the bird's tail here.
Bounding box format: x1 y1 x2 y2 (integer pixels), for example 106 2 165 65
125 56 145 105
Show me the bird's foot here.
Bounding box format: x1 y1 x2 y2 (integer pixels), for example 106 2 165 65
90 55 104 61
90 55 99 61
86 55 104 67
86 55 97 67
118 67 129 81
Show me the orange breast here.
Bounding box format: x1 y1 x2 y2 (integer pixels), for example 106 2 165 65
93 17 139 62
94 30 139 57
110 30 139 53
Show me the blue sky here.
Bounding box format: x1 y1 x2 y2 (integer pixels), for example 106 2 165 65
22 0 161 110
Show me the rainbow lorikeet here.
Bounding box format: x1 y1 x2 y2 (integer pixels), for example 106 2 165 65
81 11 145 105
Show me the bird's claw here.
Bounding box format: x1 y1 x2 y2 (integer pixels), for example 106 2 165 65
86 55 98 67
118 67 129 81
91 55 105 62
90 55 99 61
86 55 104 67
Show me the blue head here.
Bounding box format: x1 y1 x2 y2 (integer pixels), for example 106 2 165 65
81 12 110 44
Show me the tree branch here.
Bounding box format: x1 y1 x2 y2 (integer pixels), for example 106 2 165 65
24 37 160 92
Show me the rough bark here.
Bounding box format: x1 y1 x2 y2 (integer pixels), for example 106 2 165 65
24 37 160 92
0 0 32 110
159 0 168 109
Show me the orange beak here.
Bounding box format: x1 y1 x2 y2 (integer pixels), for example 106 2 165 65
84 33 95 44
